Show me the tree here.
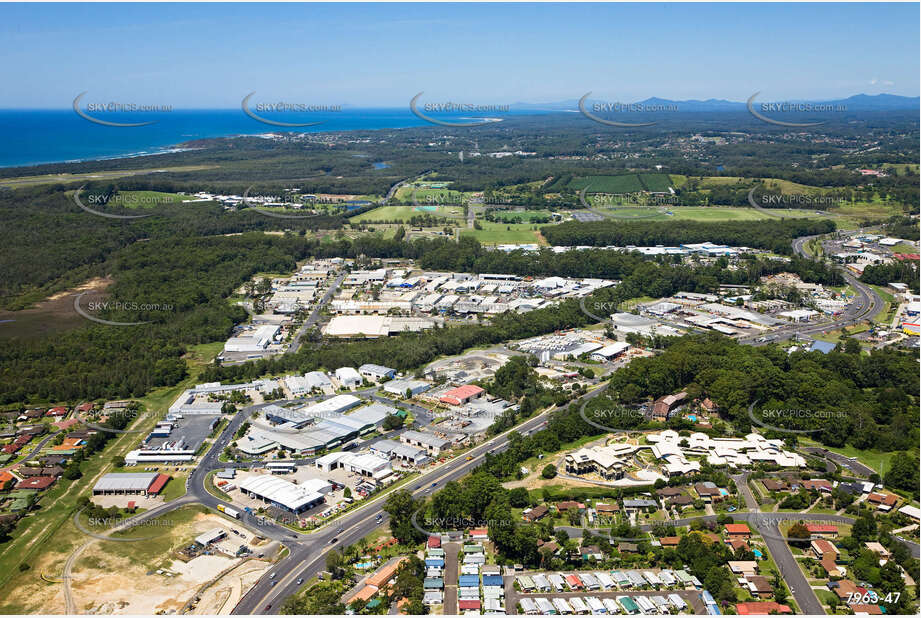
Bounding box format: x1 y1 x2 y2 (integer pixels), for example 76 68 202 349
325 549 344 577
383 414 404 431
111 455 125 468
852 514 878 542
509 487 530 508
541 464 557 479
343 487 352 499
383 490 424 545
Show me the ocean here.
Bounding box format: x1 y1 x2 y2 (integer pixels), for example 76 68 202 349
0 108 541 169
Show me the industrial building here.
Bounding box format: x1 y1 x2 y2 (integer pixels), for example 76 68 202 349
92 472 170 496
239 474 325 514
400 430 452 456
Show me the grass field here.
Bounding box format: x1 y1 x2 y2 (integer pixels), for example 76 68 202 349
460 221 543 245
799 438 897 477
592 205 820 222
493 209 552 222
568 174 645 193
114 190 202 209
639 173 673 192
351 204 465 222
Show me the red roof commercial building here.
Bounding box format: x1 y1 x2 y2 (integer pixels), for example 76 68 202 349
439 385 485 406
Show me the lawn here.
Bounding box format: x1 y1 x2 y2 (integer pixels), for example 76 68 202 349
351 205 465 222
493 209 553 223
460 221 543 245
798 438 897 477
668 206 818 221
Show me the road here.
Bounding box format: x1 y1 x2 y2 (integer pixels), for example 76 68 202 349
738 234 884 347
286 270 346 354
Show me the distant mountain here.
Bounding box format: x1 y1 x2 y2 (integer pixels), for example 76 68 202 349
511 93 919 112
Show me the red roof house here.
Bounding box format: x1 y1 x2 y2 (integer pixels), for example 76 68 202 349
724 523 751 537
17 476 56 490
427 535 441 549
736 601 792 615
458 600 481 610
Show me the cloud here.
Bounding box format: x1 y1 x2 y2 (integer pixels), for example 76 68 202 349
870 78 895 86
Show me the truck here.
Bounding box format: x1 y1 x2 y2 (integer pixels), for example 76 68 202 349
217 504 240 519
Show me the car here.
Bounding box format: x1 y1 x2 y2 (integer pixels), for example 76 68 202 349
376 515 383 522
296 578 304 585
338 527 344 533
270 572 276 579
431 482 437 487
330 537 338 544
271 580 277 586
264 605 272 612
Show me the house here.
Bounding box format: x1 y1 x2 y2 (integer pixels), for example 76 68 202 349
669 494 694 508
736 601 792 615
557 500 585 512
46 406 68 418
822 555 846 578
595 502 620 515
622 498 657 513
762 478 788 492
801 478 833 493
810 538 839 560
805 524 838 538
864 542 890 564
724 523 751 538
16 476 56 490
523 505 548 522
867 492 898 511
652 391 687 421
728 561 758 576
659 536 681 547
830 579 865 601
727 538 751 552
618 542 638 553
694 483 723 503
745 575 773 599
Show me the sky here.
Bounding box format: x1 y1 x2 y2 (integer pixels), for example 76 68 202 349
0 2 918 108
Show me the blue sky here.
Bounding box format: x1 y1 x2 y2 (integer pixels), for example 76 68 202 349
1 2 917 108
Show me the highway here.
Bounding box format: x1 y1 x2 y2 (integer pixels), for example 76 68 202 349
738 234 884 347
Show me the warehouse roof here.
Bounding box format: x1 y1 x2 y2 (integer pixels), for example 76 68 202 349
93 472 159 493
239 474 324 511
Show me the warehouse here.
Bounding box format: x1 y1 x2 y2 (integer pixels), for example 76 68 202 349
239 474 325 514
590 341 631 361
299 394 362 419
359 364 396 381
92 472 170 496
439 384 485 406
224 324 280 353
314 451 392 478
370 439 431 465
335 367 363 388
383 379 431 397
400 430 452 456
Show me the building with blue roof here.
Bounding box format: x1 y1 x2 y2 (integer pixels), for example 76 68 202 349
458 574 479 587
810 340 837 354
482 574 503 587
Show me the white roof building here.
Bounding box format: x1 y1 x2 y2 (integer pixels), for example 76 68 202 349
239 474 325 512
335 367 362 387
